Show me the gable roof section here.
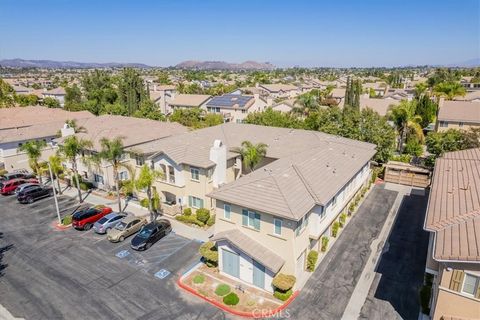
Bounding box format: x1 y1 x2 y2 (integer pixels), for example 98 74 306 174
425 148 480 262
168 94 211 107
209 139 375 220
438 101 480 123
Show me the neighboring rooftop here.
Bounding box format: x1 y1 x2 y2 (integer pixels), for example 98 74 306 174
0 106 94 130
425 148 480 262
438 100 480 123
168 94 211 107
206 94 254 110
43 87 66 95
259 84 298 93
360 97 400 116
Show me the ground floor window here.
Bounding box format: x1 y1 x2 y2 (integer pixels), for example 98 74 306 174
189 196 204 209
94 174 104 184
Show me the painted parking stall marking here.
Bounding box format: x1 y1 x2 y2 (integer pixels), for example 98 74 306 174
116 250 130 259
154 269 170 279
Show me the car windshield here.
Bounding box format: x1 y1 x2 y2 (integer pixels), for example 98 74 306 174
137 228 153 238
115 222 127 231
97 217 108 224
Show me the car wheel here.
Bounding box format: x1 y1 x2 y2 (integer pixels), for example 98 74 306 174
27 197 34 204
119 236 124 242
83 223 92 231
48 190 53 196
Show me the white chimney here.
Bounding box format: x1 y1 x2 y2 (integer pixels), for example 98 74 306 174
209 140 227 188
267 97 273 106
153 84 157 91
61 123 75 137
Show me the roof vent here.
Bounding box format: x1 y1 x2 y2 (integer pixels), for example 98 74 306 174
333 168 337 174
326 162 330 167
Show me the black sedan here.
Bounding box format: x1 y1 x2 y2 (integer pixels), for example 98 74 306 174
130 219 172 251
17 185 53 204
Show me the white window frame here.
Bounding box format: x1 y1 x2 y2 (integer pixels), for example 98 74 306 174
190 167 200 181
118 171 128 181
273 218 282 236
191 196 202 209
461 273 479 297
224 204 231 220
332 196 337 207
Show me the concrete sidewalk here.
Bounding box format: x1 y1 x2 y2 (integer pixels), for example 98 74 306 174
59 185 213 242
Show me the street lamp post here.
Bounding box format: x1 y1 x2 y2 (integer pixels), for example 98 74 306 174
48 161 62 225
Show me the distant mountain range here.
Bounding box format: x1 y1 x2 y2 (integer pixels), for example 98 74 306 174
0 59 151 69
447 58 480 67
175 60 275 70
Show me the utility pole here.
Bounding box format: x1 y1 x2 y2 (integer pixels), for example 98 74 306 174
48 162 62 225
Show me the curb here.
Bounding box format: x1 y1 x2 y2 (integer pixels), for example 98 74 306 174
177 276 299 318
52 220 71 230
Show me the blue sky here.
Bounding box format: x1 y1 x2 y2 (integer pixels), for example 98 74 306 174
0 0 478 67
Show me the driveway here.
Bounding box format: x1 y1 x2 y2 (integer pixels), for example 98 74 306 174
0 194 227 320
359 191 430 320
284 186 398 320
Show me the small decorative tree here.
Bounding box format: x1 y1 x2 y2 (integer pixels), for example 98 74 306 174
196 208 211 224
199 241 218 267
321 236 329 252
306 251 319 272
272 273 296 301
331 222 340 237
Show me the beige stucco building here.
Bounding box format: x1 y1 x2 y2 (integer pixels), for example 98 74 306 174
436 100 480 132
424 148 480 319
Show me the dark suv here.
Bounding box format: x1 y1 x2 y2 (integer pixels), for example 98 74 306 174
17 185 53 203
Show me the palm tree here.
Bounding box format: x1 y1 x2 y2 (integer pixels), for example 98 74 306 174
58 135 93 203
18 140 47 184
388 101 424 153
233 141 268 173
135 164 164 221
65 119 87 133
292 93 319 116
49 154 64 195
96 137 126 212
433 82 466 100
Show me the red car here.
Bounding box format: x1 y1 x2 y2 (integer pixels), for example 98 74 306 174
72 205 113 230
0 178 39 195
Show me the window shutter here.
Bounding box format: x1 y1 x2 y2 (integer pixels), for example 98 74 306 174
254 213 261 230
449 270 464 292
242 210 248 226
199 198 204 209
188 196 192 207
476 281 480 299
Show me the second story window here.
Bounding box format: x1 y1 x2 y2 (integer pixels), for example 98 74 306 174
273 218 282 236
135 154 145 166
242 209 260 231
191 167 200 181
224 204 231 220
118 171 128 181
168 166 175 183
462 273 479 297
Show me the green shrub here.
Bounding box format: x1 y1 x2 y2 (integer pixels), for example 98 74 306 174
193 274 205 284
206 214 215 226
58 173 65 180
391 154 413 163
199 241 218 267
140 198 149 208
273 289 293 301
321 236 329 252
79 182 89 191
339 213 347 228
331 222 339 237
223 292 239 305
272 273 296 291
61 214 72 226
183 208 192 216
306 251 319 272
214 284 231 296
175 215 205 227
196 208 211 224
348 203 356 215
0 169 8 176
361 187 368 197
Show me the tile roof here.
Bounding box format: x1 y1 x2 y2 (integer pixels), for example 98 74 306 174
206 94 254 110
211 229 285 273
0 106 94 130
58 115 188 151
454 90 480 102
360 97 400 116
438 101 480 123
43 87 66 95
259 84 298 93
168 94 211 107
425 148 480 262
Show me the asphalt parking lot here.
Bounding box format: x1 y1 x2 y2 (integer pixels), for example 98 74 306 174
0 193 226 320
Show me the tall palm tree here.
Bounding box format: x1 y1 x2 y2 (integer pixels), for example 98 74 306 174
58 135 93 203
135 164 164 221
96 137 126 212
388 101 424 153
433 82 466 100
18 140 47 184
49 154 64 195
292 93 319 116
233 141 268 173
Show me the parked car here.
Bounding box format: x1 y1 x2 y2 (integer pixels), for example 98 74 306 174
107 216 147 242
17 185 53 203
1 178 39 195
15 182 40 195
130 219 172 251
0 170 34 181
93 212 126 234
72 205 113 230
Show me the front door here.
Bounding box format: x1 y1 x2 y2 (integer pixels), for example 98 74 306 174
252 260 265 289
222 249 239 278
